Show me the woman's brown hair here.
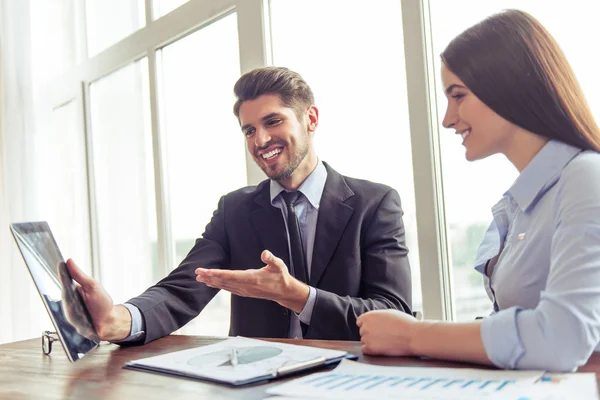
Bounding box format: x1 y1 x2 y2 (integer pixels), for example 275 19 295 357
442 9 600 151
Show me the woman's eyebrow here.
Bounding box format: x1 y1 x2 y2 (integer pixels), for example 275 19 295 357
445 83 466 95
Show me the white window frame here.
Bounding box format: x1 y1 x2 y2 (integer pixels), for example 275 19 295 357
400 0 454 320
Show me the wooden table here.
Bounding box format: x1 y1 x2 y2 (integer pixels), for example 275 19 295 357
1 335 599 399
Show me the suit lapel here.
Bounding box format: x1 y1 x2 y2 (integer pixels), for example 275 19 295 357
249 180 290 268
310 163 354 286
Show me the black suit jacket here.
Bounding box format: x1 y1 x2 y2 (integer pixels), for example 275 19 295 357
128 163 412 342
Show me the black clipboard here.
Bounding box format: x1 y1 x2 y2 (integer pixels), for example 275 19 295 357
124 348 358 387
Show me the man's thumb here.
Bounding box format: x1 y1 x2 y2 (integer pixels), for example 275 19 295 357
66 259 93 287
261 250 285 271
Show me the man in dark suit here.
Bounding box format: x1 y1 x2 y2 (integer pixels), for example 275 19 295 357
67 67 412 343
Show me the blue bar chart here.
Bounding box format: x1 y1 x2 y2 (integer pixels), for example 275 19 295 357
267 360 545 399
304 372 517 393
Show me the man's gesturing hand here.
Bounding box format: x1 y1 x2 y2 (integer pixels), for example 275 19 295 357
195 250 310 313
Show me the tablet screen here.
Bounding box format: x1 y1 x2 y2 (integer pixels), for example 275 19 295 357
10 222 99 362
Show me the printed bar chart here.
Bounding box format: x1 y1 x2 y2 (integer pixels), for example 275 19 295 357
267 360 545 400
304 372 517 393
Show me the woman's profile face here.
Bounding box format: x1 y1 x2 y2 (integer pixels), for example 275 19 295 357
441 64 517 161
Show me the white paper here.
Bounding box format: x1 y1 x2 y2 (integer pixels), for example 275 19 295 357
126 336 346 384
267 368 600 400
515 372 599 400
266 359 545 399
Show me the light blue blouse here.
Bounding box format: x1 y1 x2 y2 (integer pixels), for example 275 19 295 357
478 140 600 371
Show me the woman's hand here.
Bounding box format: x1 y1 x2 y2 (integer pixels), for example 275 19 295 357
357 309 420 356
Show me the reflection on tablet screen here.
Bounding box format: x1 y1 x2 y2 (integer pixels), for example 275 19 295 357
10 222 99 362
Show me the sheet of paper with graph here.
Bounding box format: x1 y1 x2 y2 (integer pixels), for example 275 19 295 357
124 336 348 386
266 359 551 400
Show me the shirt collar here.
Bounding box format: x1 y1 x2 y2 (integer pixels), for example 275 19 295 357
269 160 328 209
508 140 582 212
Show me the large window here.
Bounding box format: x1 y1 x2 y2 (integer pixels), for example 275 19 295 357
157 13 245 336
89 59 158 304
30 0 82 86
1 0 89 344
39 101 92 274
85 0 146 57
153 0 189 18
429 0 600 320
270 0 422 310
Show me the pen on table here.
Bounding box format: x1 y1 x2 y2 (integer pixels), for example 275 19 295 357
230 348 238 367
273 356 327 377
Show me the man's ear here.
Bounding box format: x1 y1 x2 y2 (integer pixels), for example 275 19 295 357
306 105 319 134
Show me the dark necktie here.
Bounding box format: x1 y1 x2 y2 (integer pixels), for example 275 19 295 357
281 191 308 284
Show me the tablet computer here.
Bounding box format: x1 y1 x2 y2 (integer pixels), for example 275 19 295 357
10 221 99 362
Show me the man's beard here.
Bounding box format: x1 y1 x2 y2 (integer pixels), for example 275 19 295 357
257 131 309 182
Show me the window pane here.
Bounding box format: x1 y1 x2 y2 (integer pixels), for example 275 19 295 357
270 0 422 310
429 0 600 320
30 0 83 84
153 0 189 19
37 101 92 274
89 59 158 304
85 0 146 57
157 13 244 335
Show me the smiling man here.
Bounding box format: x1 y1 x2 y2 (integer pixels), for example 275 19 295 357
66 67 412 343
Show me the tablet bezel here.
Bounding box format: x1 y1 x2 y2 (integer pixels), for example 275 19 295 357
10 221 99 362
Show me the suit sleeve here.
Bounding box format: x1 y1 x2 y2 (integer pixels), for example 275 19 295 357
306 189 412 340
127 196 230 344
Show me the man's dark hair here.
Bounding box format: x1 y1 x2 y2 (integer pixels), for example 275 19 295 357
233 67 315 121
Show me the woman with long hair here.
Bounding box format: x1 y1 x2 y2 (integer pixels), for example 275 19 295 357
358 9 600 372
